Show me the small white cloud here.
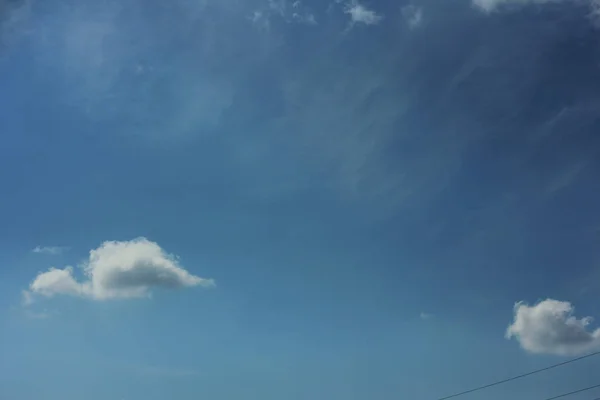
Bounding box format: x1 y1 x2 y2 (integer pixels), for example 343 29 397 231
32 246 69 255
26 238 214 301
506 299 600 356
420 312 433 320
30 266 86 297
345 1 382 25
402 5 423 29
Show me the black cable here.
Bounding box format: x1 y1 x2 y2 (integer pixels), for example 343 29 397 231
543 384 600 400
436 351 600 400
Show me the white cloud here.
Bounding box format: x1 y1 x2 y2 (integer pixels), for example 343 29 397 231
32 245 69 255
402 5 423 29
30 266 88 297
345 1 382 25
289 0 317 24
506 299 600 356
26 238 214 302
252 0 317 27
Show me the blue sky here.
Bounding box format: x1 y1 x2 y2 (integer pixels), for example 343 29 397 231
2 0 600 399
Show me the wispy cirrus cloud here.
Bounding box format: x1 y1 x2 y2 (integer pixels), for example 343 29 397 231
402 5 423 29
32 246 69 255
472 0 548 12
21 290 35 305
250 0 317 29
473 0 600 14
344 1 382 25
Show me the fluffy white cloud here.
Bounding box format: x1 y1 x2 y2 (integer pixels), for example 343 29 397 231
26 238 214 301
345 1 382 25
32 246 69 255
30 266 87 297
506 299 600 356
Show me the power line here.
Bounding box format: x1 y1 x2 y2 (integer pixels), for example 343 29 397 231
436 351 600 400
543 384 600 400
